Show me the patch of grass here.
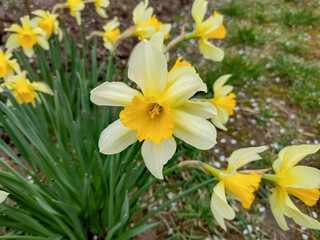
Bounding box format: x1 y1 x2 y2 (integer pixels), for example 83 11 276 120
219 0 247 17
282 9 320 27
227 26 266 47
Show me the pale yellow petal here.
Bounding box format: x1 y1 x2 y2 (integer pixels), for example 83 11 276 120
36 36 49 50
96 7 108 18
90 82 142 107
269 187 289 230
276 145 320 172
210 106 228 131
23 47 35 58
128 40 167 96
141 137 176 179
198 38 224 62
285 166 320 188
191 0 207 26
31 82 53 95
150 32 165 52
172 109 217 150
0 191 9 203
98 119 137 154
164 73 207 107
167 66 196 85
201 14 223 35
5 34 20 49
177 100 217 119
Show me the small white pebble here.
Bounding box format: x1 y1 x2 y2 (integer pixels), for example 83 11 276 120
255 226 260 231
229 118 235 123
239 49 244 54
234 106 240 111
301 227 307 230
93 235 98 240
298 129 303 133
279 100 285 105
214 162 221 168
220 138 227 143
280 128 285 134
290 114 296 119
269 118 274 122
252 102 258 107
312 211 318 218
266 63 271 68
302 234 308 240
231 139 237 144
214 148 220 153
254 107 260 112
247 225 253 233
168 228 173 235
306 140 311 144
314 140 319 144
243 229 248 235
250 140 256 146
220 155 226 162
251 119 257 124
275 77 281 82
167 193 174 200
250 98 255 103
259 207 266 212
266 98 272 103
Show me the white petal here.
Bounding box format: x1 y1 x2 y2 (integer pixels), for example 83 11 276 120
172 109 217 150
201 14 223 35
90 82 142 106
213 74 232 92
141 137 176 179
164 74 207 107
210 106 229 131
228 146 267 170
98 119 137 154
150 32 165 52
0 191 9 203
210 182 235 230
285 166 320 188
36 36 49 50
191 0 207 26
269 187 289 230
128 41 167 96
5 34 20 49
283 191 320 229
23 47 35 58
159 24 171 36
276 145 320 172
167 66 196 85
198 39 224 62
177 100 217 119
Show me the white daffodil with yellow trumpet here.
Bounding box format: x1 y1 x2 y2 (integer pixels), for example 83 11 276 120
185 0 226 62
263 145 320 230
91 33 217 179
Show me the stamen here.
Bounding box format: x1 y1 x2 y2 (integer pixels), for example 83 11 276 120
149 103 162 119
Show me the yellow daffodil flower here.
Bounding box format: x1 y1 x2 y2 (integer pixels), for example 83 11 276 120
0 191 9 203
263 145 320 230
0 48 20 79
0 74 53 106
208 74 236 131
186 0 226 61
202 146 267 230
94 0 110 18
5 16 49 58
102 17 121 51
32 10 63 41
66 0 85 25
132 0 171 40
91 33 217 179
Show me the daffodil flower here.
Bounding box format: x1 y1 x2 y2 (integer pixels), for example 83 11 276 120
0 191 9 203
0 74 53 106
91 33 217 179
207 74 236 131
202 146 267 230
0 48 20 80
66 0 85 25
132 0 171 40
5 16 49 58
186 0 226 61
102 18 121 51
93 0 110 18
263 145 320 230
32 10 63 41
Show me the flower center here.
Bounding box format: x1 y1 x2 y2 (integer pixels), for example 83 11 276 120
104 29 120 42
211 93 236 116
18 28 37 48
0 58 8 79
120 95 174 144
223 172 261 209
38 17 55 36
12 78 35 104
286 187 320 207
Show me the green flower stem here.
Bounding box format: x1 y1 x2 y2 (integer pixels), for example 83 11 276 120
106 53 114 81
262 173 278 184
184 32 198 41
